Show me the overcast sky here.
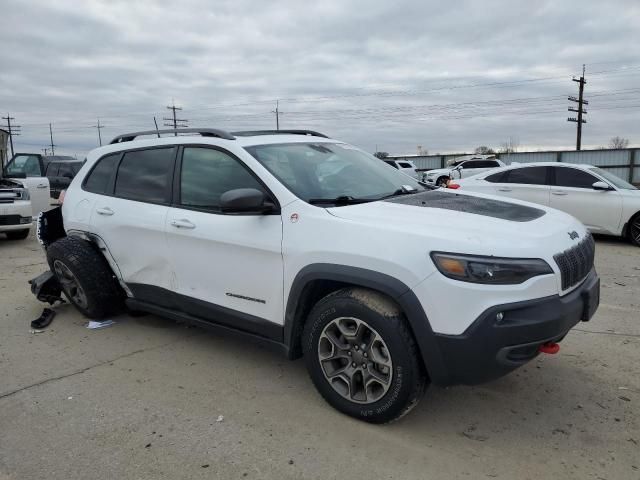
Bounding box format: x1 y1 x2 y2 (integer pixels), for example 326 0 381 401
1 0 639 157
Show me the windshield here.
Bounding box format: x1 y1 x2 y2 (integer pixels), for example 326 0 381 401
5 155 42 177
245 142 424 203
590 167 637 190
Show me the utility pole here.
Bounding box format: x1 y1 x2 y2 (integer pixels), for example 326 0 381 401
92 118 105 146
49 123 56 155
568 65 588 150
42 148 49 156
272 100 280 130
163 101 188 136
2 114 21 163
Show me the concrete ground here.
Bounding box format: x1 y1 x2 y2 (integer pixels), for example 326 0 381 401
0 232 638 480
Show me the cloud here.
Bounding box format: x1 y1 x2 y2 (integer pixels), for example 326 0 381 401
1 0 639 156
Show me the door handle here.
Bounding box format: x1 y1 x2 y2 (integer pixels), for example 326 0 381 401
170 219 196 229
96 207 114 216
551 191 568 196
497 188 512 192
37 184 48 189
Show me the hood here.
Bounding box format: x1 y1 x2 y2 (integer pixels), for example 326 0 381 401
327 189 587 258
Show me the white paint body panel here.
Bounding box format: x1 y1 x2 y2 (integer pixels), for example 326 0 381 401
15 177 50 217
63 136 593 336
457 162 640 237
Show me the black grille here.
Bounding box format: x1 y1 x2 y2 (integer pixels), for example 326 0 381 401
554 233 595 290
0 215 22 226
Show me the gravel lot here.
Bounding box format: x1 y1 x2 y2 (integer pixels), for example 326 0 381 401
1 231 638 480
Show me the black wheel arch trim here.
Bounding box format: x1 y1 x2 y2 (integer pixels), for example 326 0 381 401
283 263 450 385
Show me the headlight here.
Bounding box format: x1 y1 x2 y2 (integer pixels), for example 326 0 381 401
427 172 437 177
430 252 553 284
18 188 30 201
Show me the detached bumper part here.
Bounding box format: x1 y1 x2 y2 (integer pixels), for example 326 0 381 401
435 269 600 385
29 270 64 305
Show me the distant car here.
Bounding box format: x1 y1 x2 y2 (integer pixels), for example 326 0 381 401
453 162 640 246
383 159 419 179
4 153 84 203
43 157 84 199
0 177 32 240
423 156 505 187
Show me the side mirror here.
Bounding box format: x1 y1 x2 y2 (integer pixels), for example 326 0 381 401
220 188 275 214
592 181 612 191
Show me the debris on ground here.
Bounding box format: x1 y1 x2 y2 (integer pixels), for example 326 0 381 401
216 415 224 422
30 308 56 330
86 320 116 330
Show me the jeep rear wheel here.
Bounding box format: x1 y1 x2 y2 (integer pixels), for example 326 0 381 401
302 287 427 423
46 236 124 318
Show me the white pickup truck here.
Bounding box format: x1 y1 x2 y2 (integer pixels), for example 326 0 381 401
3 153 52 217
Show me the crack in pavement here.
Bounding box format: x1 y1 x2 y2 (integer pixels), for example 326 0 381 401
0 333 201 401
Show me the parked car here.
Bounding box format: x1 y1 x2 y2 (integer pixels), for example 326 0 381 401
43 157 84 199
34 128 599 423
422 155 505 187
452 162 640 246
383 159 419 179
0 177 32 240
3 153 51 217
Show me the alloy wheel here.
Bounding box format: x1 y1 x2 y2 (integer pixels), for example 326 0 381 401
53 260 89 309
317 317 393 404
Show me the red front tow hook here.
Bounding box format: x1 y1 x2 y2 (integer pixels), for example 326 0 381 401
539 342 560 354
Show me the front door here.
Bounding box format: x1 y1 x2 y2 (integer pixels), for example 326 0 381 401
549 166 623 234
165 146 284 328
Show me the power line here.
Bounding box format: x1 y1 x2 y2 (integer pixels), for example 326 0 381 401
1 114 21 164
163 101 188 135
568 65 588 150
91 118 105 146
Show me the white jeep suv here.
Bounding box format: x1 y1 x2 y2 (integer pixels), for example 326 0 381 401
36 128 600 423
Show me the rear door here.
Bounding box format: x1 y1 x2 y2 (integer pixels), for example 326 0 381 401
165 146 284 328
487 166 551 206
4 154 50 216
88 147 176 295
549 166 622 234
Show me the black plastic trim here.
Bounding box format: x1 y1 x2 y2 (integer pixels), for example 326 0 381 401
127 283 283 342
284 264 450 384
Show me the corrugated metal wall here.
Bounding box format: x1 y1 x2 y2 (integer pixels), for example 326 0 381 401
388 148 639 184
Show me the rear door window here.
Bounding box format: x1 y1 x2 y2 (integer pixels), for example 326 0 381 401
115 148 175 203
505 167 548 185
45 163 60 177
553 167 599 189
485 171 508 183
58 163 75 178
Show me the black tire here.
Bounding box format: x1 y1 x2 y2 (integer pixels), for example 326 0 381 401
46 236 124 318
436 176 449 188
5 229 30 240
302 287 427 424
629 212 640 247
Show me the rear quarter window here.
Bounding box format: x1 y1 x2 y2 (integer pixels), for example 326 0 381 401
83 153 121 194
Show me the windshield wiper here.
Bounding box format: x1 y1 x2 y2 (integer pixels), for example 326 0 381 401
378 187 421 200
308 195 373 206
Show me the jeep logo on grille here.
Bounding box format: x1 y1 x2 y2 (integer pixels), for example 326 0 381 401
568 231 580 240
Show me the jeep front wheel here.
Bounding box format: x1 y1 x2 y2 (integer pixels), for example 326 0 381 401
302 288 427 423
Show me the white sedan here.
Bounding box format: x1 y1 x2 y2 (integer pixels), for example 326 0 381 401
452 162 640 246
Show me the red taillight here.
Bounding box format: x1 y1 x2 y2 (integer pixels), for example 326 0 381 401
58 190 66 205
447 182 461 189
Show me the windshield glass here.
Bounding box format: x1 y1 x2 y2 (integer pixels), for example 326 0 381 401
5 155 42 177
245 142 424 203
590 167 637 190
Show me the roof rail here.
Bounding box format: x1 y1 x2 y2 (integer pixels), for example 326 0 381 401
109 128 236 144
231 130 329 138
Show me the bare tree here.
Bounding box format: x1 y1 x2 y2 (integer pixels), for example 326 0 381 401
499 137 519 154
474 146 495 155
374 151 389 159
608 136 629 149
